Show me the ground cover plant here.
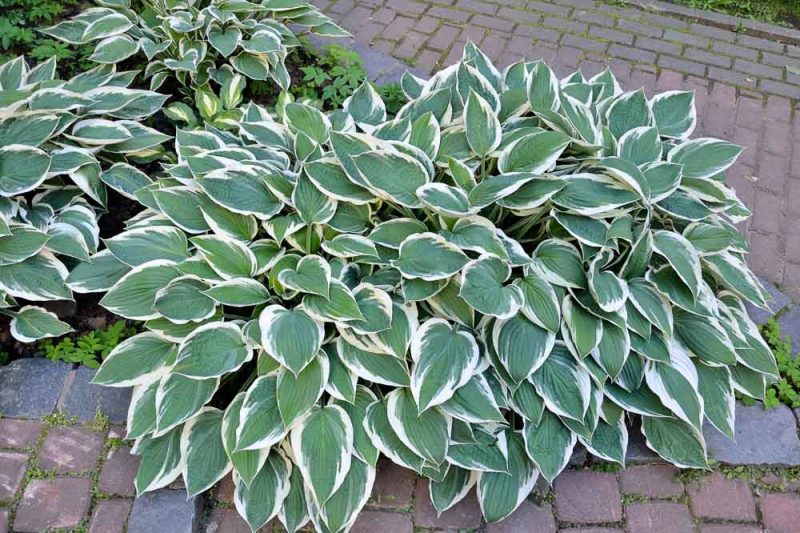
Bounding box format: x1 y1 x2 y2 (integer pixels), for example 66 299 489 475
0 2 781 530
78 45 777 530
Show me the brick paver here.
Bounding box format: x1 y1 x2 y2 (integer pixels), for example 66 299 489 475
313 0 800 301
687 472 757 521
554 470 623 523
14 477 92 531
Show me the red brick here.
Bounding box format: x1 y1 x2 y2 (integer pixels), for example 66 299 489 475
0 419 42 448
204 507 251 533
369 457 416 509
352 509 412 533
561 529 624 533
762 492 800 533
687 472 756 521
89 499 132 533
215 473 235 503
38 426 104 473
626 502 693 533
554 470 622 524
0 509 7 533
414 477 482 529
751 193 784 234
0 451 27 500
487 501 555 532
619 464 683 498
380 16 415 41
98 446 139 497
14 477 92 531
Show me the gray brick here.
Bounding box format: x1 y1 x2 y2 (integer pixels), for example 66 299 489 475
760 79 800 100
589 26 633 44
684 47 732 68
712 41 759 61
635 36 681 55
384 0 427 15
707 66 757 88
542 16 587 34
608 44 656 64
470 14 511 31
514 25 560 44
737 34 786 54
663 29 708 49
380 16 416 41
617 19 664 39
561 33 608 54
427 6 471 23
428 24 461 51
657 55 706 77
762 51 800 70
689 23 736 42
526 0 571 17
128 490 200 533
573 9 616 27
0 359 71 418
454 0 497 15
639 12 690 31
497 7 541 25
734 58 783 81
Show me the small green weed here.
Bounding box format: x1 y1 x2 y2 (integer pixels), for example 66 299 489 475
87 408 110 433
664 0 800 28
379 82 408 116
739 319 800 409
38 320 137 368
292 44 368 108
591 461 622 473
43 410 77 426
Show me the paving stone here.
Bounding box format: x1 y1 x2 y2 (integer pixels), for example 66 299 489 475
351 509 412 532
744 277 790 324
0 451 27 500
560 529 624 533
414 477 482 529
705 404 800 465
128 489 200 533
14 477 92 532
204 507 252 533
778 306 800 355
99 446 139 496
626 502 693 533
625 423 659 463
619 464 683 498
486 501 555 532
700 526 762 533
63 366 131 424
89 499 132 533
0 359 70 418
0 509 6 533
553 470 622 524
761 492 800 533
38 425 105 473
0 419 42 448
687 472 757 520
368 456 416 509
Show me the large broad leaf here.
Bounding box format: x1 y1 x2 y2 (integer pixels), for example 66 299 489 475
644 338 703 430
180 408 231 497
221 393 268 486
514 275 561 333
696 363 735 439
410 318 479 412
173 322 250 379
464 90 501 157
641 416 707 468
155 373 217 435
531 345 591 421
277 254 330 297
104 227 189 267
352 150 429 208
290 405 353 506
523 410 575 483
93 332 176 387
0 145 51 196
336 337 410 387
259 305 323 375
652 231 701 298
364 398 425 472
430 466 477 515
386 388 450 466
477 430 538 523
192 235 257 279
276 354 329 427
459 255 523 318
392 233 469 281
674 309 736 365
492 313 555 385
0 253 71 302
0 225 49 266
532 239 587 289
99 261 182 319
8 306 72 343
651 90 696 139
235 376 286 452
234 452 292 531
134 428 182 494
441 374 506 424
667 138 742 179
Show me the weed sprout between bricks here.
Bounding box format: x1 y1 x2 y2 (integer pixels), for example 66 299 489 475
0 0 778 530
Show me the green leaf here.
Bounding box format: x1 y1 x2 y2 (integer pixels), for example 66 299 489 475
410 318 479 412
259 305 323 375
192 235 257 279
290 405 353 505
181 408 230 497
459 255 523 318
606 89 652 139
531 345 591 421
173 322 250 378
94 332 176 387
233 451 291 530
392 233 469 281
352 150 430 208
492 313 555 385
277 354 329 427
523 410 575 482
641 416 707 468
235 376 286 451
134 427 182 493
465 90 501 157
277 254 330 297
0 145 51 196
9 305 73 343
386 388 449 466
497 131 570 173
667 138 742 179
203 278 270 306
155 372 217 435
336 337 410 387
651 90 696 139
477 430 538 523
90 35 139 63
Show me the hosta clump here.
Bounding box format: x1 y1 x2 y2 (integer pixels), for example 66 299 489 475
43 0 347 126
86 43 777 531
0 55 167 342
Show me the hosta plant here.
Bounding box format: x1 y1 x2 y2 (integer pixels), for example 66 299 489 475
42 0 347 102
85 43 777 531
0 55 167 341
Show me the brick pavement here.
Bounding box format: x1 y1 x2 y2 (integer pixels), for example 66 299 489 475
312 0 800 302
5 410 800 531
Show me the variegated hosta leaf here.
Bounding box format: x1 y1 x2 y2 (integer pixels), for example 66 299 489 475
70 42 775 532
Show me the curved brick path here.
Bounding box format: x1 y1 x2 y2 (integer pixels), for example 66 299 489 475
313 0 800 304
